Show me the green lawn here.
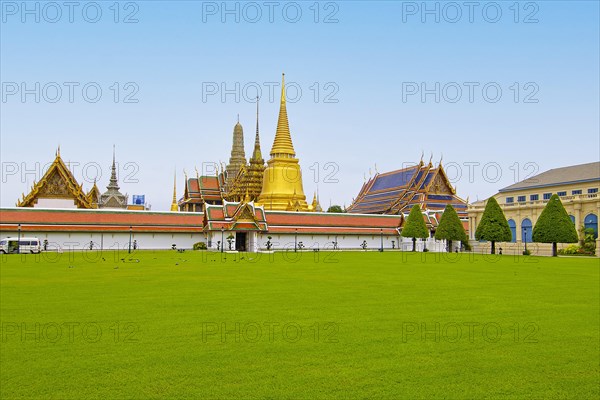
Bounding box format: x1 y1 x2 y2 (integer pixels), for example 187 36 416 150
1 250 598 399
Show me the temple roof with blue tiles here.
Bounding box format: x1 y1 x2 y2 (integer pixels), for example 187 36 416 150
347 160 468 223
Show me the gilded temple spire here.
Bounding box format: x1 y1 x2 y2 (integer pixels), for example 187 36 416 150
251 96 263 162
170 170 178 212
257 73 308 211
270 73 296 157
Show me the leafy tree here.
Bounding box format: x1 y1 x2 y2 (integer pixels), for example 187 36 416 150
401 205 429 251
327 205 344 213
475 197 512 254
581 228 597 254
435 205 468 252
532 194 578 256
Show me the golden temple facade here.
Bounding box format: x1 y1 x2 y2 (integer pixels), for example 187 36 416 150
17 148 96 209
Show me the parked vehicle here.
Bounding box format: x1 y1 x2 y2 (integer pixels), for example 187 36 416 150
0 237 42 254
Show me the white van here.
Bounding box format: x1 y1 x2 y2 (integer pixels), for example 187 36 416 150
0 237 42 254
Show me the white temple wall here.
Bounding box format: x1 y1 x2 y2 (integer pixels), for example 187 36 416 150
0 230 205 251
2 230 457 253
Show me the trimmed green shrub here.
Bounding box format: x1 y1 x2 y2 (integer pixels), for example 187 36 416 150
532 194 578 256
401 205 429 252
193 242 207 250
475 197 512 254
435 205 468 252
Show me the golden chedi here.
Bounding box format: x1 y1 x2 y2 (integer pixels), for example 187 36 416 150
258 74 308 211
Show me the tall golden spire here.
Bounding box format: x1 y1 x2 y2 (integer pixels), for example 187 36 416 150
251 96 263 161
258 73 308 211
170 170 178 212
270 73 296 157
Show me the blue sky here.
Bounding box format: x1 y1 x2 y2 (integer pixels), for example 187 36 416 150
1 1 599 210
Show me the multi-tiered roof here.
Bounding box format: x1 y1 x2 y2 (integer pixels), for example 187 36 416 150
347 159 467 223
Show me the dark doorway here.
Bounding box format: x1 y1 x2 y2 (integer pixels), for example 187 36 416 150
236 232 247 251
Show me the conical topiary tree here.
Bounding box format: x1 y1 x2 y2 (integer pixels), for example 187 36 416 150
475 197 512 254
435 204 468 252
532 194 578 256
401 205 429 251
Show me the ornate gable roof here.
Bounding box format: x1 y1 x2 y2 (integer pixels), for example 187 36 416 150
86 181 100 207
424 165 455 195
18 150 93 209
204 201 267 231
348 158 467 217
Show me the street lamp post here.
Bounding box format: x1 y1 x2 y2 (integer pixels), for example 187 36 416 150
295 229 298 252
17 223 21 254
221 228 224 254
380 228 383 252
523 227 528 253
128 226 133 254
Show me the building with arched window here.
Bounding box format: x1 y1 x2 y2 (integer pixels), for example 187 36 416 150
468 162 599 255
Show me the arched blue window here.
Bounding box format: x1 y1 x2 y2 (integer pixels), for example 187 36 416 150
584 214 598 239
569 215 576 225
521 218 533 243
507 219 516 243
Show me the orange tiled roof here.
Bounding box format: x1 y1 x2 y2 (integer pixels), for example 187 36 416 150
0 208 204 233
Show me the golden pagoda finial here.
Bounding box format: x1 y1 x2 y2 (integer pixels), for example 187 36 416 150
429 152 433 165
420 150 424 162
439 153 443 166
170 169 178 212
281 73 286 102
270 72 296 157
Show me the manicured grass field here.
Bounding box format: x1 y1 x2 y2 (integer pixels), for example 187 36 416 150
1 250 598 399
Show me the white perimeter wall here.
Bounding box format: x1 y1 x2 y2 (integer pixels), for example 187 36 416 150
206 232 455 252
1 230 205 251
2 230 456 253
